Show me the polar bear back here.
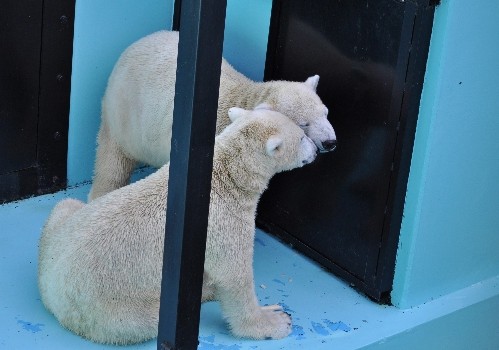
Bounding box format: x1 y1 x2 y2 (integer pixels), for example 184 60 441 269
100 30 335 169
102 31 177 167
102 31 248 167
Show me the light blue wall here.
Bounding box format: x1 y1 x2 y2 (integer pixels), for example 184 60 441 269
223 0 272 81
67 0 272 185
392 0 499 308
68 0 173 185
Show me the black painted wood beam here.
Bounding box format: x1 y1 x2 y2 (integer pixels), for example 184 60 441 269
157 0 227 349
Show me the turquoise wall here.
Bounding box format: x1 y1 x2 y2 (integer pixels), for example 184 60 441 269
67 0 272 185
223 0 272 81
67 0 173 185
392 0 499 308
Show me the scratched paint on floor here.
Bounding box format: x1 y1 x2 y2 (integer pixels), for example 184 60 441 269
17 320 45 333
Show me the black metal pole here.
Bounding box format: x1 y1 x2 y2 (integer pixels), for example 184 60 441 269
172 0 182 31
157 1 227 349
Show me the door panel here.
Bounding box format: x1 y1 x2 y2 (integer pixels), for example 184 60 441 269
0 1 43 174
0 0 75 203
258 0 436 300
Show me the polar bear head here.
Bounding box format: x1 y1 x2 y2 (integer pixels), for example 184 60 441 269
266 75 337 153
223 104 317 177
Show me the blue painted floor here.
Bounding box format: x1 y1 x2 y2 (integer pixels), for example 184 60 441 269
2 178 498 349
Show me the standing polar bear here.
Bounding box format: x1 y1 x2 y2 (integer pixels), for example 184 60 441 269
88 30 336 201
39 106 318 345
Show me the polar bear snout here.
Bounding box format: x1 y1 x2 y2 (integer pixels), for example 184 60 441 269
307 115 337 153
321 139 337 152
301 136 318 165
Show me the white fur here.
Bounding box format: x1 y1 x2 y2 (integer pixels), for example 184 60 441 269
88 30 335 201
39 108 317 345
304 75 320 90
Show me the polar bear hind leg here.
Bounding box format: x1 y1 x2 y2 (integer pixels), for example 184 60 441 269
94 300 159 345
88 122 136 202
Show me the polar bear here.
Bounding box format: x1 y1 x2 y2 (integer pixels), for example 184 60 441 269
88 30 336 201
38 106 317 345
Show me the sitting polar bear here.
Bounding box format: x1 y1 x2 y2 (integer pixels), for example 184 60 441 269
88 30 336 201
38 105 317 345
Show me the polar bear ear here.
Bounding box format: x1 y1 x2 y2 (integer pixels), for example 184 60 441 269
254 103 274 111
304 75 320 91
228 107 247 122
266 136 283 156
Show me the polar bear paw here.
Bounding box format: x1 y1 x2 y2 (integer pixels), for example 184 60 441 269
230 304 292 340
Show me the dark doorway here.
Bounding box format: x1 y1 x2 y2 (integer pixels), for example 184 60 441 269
0 0 75 203
258 0 437 301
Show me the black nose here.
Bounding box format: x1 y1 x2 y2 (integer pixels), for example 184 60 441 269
322 139 337 152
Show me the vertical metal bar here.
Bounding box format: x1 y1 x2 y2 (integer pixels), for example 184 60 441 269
157 1 227 349
172 0 182 31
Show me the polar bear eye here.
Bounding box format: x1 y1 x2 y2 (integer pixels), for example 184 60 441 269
299 123 310 128
266 136 283 155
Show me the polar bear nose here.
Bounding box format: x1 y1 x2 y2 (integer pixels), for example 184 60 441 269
321 139 337 152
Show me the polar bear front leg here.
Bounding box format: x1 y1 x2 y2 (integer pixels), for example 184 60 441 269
217 273 292 339
88 122 136 202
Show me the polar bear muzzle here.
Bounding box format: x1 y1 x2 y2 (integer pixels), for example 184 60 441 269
321 139 337 152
